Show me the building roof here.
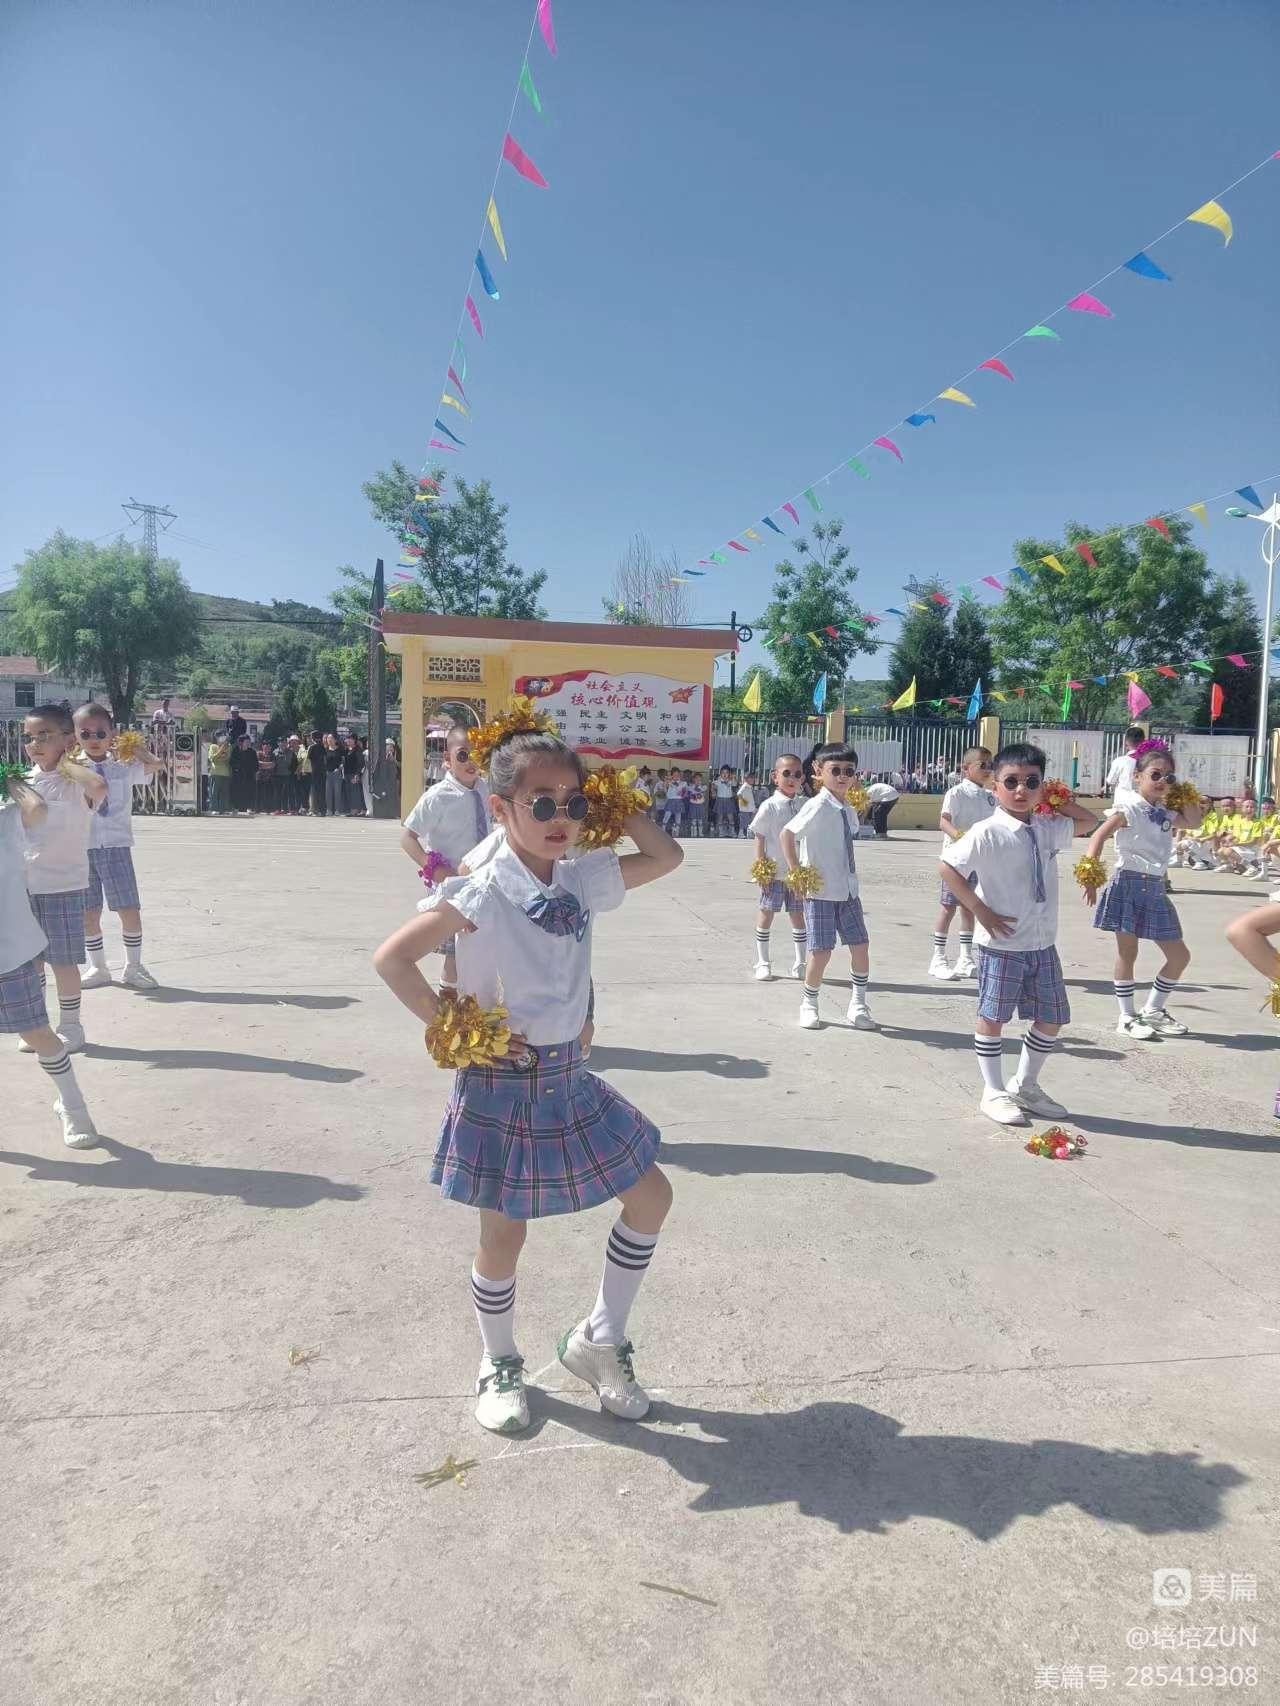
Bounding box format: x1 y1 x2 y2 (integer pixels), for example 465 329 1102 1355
0 656 44 676
379 613 738 653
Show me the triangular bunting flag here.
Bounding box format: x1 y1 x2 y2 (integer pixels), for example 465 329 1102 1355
847 458 869 478
1010 565 1032 583
465 295 485 339
890 677 917 712
1067 293 1113 317
744 528 761 541
519 61 544 115
1155 665 1179 679
981 576 1003 590
1145 516 1170 537
905 413 935 427
536 0 557 57
1075 543 1097 568
728 540 748 552
761 516 783 533
486 198 507 260
781 502 799 525
475 250 500 300
1188 502 1208 527
1237 486 1263 510
804 488 822 512
979 358 1015 380
1228 653 1250 668
1187 199 1232 245
1123 251 1172 281
873 436 902 462
433 417 465 446
1024 325 1059 339
446 366 467 399
938 387 975 407
1041 554 1067 574
1189 660 1214 674
502 132 548 187
441 393 469 416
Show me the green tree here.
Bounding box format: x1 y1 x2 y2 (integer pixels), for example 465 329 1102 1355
1192 576 1263 727
950 595 994 705
713 665 776 716
265 676 337 740
186 705 214 734
11 532 204 723
754 520 877 715
885 583 954 710
985 517 1215 725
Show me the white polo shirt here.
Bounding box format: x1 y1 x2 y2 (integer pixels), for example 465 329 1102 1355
432 841 625 1043
748 789 805 863
0 801 46 974
1110 788 1174 876
939 777 996 853
736 782 754 812
88 759 148 850
941 806 1076 952
23 767 93 895
1105 752 1136 805
787 787 861 901
403 773 491 870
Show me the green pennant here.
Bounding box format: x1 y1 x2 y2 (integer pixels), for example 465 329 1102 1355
519 60 543 115
1189 660 1214 674
1060 681 1072 723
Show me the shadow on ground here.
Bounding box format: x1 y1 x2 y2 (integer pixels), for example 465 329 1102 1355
1068 1110 1280 1153
86 1044 362 1082
589 1047 767 1079
659 1140 934 1185
514 1394 1246 1539
879 1025 1123 1061
133 987 359 1010
0 1137 365 1207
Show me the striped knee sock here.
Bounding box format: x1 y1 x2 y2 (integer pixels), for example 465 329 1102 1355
85 934 107 971
958 931 974 953
791 927 807 964
1114 980 1137 1017
58 993 81 1029
471 1266 517 1359
974 1034 1004 1091
37 1048 86 1109
122 930 143 969
931 931 948 952
1143 974 1179 1014
851 971 870 1004
1015 1028 1057 1086
754 928 771 968
588 1220 659 1345
802 982 821 1011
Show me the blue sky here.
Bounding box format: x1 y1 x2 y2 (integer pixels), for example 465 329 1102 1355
2 0 1277 687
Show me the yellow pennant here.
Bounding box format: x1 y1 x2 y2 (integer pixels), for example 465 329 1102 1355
806 632 822 648
1188 501 1209 527
743 527 761 541
991 690 1008 702
486 196 508 261
891 676 917 711
1041 554 1067 574
1187 199 1232 245
938 387 975 407
441 393 469 416
741 673 763 713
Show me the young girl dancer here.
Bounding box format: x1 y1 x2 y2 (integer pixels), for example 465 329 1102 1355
1079 743 1203 1039
780 741 877 1031
374 723 683 1435
930 746 995 981
747 753 808 982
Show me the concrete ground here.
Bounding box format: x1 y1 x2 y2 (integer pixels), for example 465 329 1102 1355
2 817 1277 1706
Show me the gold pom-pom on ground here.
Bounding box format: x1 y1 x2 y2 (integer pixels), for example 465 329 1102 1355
783 863 823 899
749 856 778 886
425 992 513 1069
468 696 559 775
1073 854 1107 890
579 765 646 850
1260 980 1280 1019
845 784 870 818
114 730 146 761
1165 781 1205 814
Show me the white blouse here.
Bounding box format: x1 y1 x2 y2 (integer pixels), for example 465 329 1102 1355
747 790 806 863
1110 788 1174 877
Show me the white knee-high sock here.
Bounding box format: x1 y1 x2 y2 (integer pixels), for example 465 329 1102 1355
974 1034 1004 1092
1142 974 1179 1013
754 927 771 967
58 993 81 1029
38 1048 86 1109
587 1220 659 1344
471 1265 517 1358
791 927 807 966
85 934 107 971
122 930 143 968
1015 1028 1057 1086
1114 980 1136 1017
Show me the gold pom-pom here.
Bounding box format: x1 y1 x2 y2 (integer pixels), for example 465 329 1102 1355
1073 854 1107 889
1259 980 1280 1019
783 863 823 898
579 765 647 850
750 856 778 886
425 992 512 1069
845 783 870 818
114 729 146 761
1165 781 1204 813
468 697 559 774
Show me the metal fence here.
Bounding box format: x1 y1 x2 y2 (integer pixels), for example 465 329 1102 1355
710 715 823 779
841 716 981 789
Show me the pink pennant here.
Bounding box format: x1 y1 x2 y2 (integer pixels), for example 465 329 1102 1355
429 439 459 452
979 358 1015 381
418 476 440 492
1228 653 1250 669
873 435 903 462
446 366 467 400
403 545 422 556
930 592 949 605
1127 681 1152 717
537 0 557 56
728 540 748 552
862 614 881 625
394 572 414 581
781 502 799 525
1067 292 1112 318
503 132 548 187
1145 516 1170 537
981 576 1004 591
1076 543 1097 568
465 295 485 339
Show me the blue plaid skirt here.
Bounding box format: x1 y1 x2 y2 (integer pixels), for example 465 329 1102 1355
0 954 48 1034
431 1040 660 1219
803 895 869 951
88 846 140 912
29 890 87 968
977 946 1070 1026
1092 869 1182 942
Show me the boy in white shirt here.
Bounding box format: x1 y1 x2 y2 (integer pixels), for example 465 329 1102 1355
940 742 1098 1127
930 746 995 981
781 742 877 1031
712 765 737 838
74 704 166 989
737 774 757 838
1104 726 1145 805
401 725 491 986
747 754 808 981
659 773 684 836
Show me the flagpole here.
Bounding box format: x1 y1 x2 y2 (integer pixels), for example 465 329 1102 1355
1252 496 1280 799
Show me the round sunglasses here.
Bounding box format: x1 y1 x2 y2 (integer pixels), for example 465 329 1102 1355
998 773 1042 790
1144 768 1176 783
504 792 590 823
823 764 859 777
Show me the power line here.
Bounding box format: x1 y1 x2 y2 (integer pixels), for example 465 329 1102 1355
121 499 176 562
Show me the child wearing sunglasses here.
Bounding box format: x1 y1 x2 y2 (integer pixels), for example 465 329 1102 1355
401 725 491 986
747 753 809 982
930 746 995 982
374 724 683 1437
781 742 877 1031
73 703 166 990
1078 743 1203 1039
940 742 1098 1127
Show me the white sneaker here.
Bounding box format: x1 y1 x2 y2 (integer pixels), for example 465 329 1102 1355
954 954 977 979
1116 1014 1158 1040
17 1036 35 1053
80 965 113 989
1007 1079 1068 1119
556 1320 649 1419
928 951 957 980
789 961 805 980
798 1003 822 1029
121 965 159 990
57 1023 86 1053
753 962 773 981
980 1088 1029 1126
55 1100 99 1150
1139 1007 1189 1037
848 1001 880 1030
473 1353 530 1433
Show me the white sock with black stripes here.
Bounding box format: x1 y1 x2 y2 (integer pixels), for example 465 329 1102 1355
957 930 974 954
1014 1028 1057 1087
754 928 771 968
851 971 870 1006
1114 980 1137 1017
37 1048 87 1109
85 934 107 972
58 993 81 1030
1142 974 1179 1014
974 1034 1005 1092
931 931 948 952
791 927 807 967
122 930 143 969
471 1265 518 1358
587 1220 659 1345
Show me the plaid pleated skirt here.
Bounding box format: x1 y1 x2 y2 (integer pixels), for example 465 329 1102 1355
0 954 48 1034
1092 869 1182 941
430 1040 660 1219
758 878 792 914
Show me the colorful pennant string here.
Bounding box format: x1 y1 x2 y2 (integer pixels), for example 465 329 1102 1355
979 358 1015 380
502 132 548 187
486 199 508 261
475 251 500 301
536 0 557 57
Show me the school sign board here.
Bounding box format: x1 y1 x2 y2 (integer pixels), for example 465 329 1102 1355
514 669 711 762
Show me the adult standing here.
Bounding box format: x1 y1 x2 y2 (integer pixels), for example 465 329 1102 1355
323 732 345 817
289 735 310 813
151 696 174 730
307 730 327 815
229 735 258 814
865 776 900 839
342 734 364 816
207 731 232 814
272 736 295 813
225 705 247 747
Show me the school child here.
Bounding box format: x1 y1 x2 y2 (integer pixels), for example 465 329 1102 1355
401 725 491 985
748 754 808 981
1104 725 1145 804
73 704 165 989
684 770 702 838
939 742 1098 1127
659 771 685 835
930 746 995 981
712 765 738 837
650 768 668 824
374 720 683 1434
1079 744 1203 1039
1 771 100 1146
780 742 877 1031
737 773 758 838
1225 902 1280 1119
19 704 107 1051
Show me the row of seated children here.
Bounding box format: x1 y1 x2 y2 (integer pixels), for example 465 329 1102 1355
1173 795 1280 896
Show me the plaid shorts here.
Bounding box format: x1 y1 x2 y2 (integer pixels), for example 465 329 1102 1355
758 878 800 915
803 895 870 951
976 945 1071 1026
88 846 140 912
29 890 88 968
0 954 48 1034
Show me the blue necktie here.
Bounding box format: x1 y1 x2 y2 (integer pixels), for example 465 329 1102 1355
470 786 487 843
94 761 110 816
841 809 857 874
1022 823 1046 902
525 891 590 942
